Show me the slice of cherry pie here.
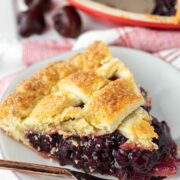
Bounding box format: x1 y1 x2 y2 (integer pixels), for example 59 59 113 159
0 42 178 180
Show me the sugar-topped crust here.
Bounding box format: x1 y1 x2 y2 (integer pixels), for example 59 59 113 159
0 41 112 120
84 77 144 132
119 107 158 150
57 71 109 103
0 41 158 150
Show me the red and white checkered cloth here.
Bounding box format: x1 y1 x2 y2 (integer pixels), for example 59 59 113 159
1 27 180 97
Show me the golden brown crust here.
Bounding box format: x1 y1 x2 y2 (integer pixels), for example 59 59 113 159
29 93 80 121
119 108 158 150
69 40 112 70
57 71 109 102
0 41 158 150
0 41 111 120
0 64 59 119
84 77 144 132
174 0 180 23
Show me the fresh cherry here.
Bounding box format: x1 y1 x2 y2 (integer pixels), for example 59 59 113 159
24 0 52 13
18 11 46 37
53 6 82 38
24 0 33 6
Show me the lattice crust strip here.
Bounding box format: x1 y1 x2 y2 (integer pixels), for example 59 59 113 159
0 41 158 150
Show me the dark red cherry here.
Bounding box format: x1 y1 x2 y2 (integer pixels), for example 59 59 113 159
24 0 33 6
18 11 46 37
53 6 82 38
24 0 52 13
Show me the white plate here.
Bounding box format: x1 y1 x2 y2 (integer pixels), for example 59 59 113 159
0 47 180 180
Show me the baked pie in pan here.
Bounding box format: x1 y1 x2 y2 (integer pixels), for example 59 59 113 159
0 42 178 180
68 0 180 29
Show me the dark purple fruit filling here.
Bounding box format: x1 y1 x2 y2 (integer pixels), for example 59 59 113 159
153 0 177 16
26 118 177 180
140 87 152 112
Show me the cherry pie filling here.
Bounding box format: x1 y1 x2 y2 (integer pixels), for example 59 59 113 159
152 0 177 16
26 118 177 180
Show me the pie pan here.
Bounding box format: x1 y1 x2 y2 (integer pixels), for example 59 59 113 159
68 0 180 29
